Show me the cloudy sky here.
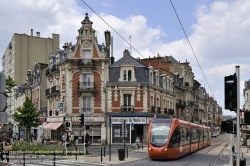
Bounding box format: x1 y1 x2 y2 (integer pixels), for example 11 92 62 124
1 0 249 116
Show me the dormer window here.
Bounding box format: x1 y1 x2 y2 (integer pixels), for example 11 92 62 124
119 63 136 82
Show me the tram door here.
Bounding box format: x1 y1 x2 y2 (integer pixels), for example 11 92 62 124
131 124 144 143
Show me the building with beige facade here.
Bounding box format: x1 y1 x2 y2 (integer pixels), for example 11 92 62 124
1 30 59 124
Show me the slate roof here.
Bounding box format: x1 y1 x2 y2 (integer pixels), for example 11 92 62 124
110 53 147 67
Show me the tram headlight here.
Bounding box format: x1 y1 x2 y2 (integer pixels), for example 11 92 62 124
164 148 167 151
149 148 151 151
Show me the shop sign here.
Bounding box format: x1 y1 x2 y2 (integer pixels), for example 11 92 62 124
72 116 104 122
111 117 147 124
47 117 64 122
40 117 46 122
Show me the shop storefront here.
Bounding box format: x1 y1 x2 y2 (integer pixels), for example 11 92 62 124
71 116 104 144
43 117 64 141
108 114 153 144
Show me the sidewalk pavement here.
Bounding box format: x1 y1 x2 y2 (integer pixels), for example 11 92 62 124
60 146 148 165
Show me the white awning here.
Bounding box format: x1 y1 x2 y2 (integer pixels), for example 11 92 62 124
43 123 62 130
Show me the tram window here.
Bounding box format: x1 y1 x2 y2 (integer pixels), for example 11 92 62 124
204 130 208 140
150 122 171 147
169 127 180 147
180 127 190 146
191 128 198 143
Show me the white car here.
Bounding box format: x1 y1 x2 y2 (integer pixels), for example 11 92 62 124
212 132 217 137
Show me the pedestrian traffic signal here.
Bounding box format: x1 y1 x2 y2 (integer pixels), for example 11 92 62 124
225 73 237 111
80 114 84 126
221 120 236 135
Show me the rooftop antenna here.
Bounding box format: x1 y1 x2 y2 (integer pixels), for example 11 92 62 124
128 35 132 56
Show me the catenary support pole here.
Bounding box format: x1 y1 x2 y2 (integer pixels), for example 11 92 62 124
230 134 233 166
109 116 111 161
236 66 240 166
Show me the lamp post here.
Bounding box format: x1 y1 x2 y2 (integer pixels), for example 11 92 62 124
104 30 111 145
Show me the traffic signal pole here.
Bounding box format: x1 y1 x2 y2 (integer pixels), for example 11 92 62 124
83 112 86 155
236 66 240 166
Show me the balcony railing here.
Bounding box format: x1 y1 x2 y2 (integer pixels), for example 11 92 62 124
81 108 92 115
157 107 161 114
151 106 155 113
121 105 134 113
45 68 50 76
78 59 95 68
77 82 96 93
51 85 60 94
45 88 51 96
51 64 58 73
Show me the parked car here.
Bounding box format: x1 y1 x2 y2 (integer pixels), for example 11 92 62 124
212 132 217 137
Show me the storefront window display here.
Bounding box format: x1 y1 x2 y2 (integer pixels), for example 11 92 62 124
112 124 130 144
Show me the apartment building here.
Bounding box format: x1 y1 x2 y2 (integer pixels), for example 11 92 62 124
2 30 59 124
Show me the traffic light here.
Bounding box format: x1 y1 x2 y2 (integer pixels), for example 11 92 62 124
80 114 84 126
65 121 70 127
85 125 90 130
244 112 250 125
224 73 237 111
221 120 236 134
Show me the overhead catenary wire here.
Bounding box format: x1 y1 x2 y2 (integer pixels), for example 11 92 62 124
169 0 214 98
80 0 145 59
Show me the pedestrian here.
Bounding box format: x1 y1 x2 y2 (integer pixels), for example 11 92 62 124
69 133 75 147
40 133 45 145
135 137 141 152
1 133 11 166
247 138 250 152
61 134 66 145
12 133 16 142
85 133 90 147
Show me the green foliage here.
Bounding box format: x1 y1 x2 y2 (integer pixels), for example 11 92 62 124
13 96 42 129
1 75 16 112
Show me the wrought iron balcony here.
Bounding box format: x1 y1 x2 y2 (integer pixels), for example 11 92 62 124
121 105 134 113
51 64 58 73
78 59 95 68
164 108 168 114
51 85 60 94
81 108 92 115
45 88 51 96
77 82 96 93
45 68 50 76
150 106 155 113
157 107 161 114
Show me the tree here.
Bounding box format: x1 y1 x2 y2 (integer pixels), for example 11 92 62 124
1 75 17 112
13 96 42 140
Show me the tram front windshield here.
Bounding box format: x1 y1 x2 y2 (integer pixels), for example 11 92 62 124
150 122 171 147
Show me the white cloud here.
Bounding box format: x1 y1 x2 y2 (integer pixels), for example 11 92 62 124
1 0 249 116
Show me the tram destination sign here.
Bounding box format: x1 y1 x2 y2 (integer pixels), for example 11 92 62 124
111 117 147 124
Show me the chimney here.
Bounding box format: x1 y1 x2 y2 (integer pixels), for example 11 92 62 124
36 32 40 37
31 29 33 36
63 43 67 49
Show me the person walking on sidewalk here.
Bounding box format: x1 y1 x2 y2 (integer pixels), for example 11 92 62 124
135 137 141 153
247 137 250 152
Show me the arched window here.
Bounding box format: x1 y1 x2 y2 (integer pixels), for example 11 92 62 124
123 70 127 81
128 70 131 81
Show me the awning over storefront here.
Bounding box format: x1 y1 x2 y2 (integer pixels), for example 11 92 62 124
43 122 62 130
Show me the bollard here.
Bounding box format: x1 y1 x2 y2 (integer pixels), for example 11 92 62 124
101 148 103 162
104 146 105 157
127 147 128 158
53 151 56 166
23 150 25 166
75 146 77 161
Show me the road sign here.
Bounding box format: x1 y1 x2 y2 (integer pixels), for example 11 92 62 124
0 94 6 112
56 102 64 109
131 122 134 130
0 74 6 93
0 112 7 123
